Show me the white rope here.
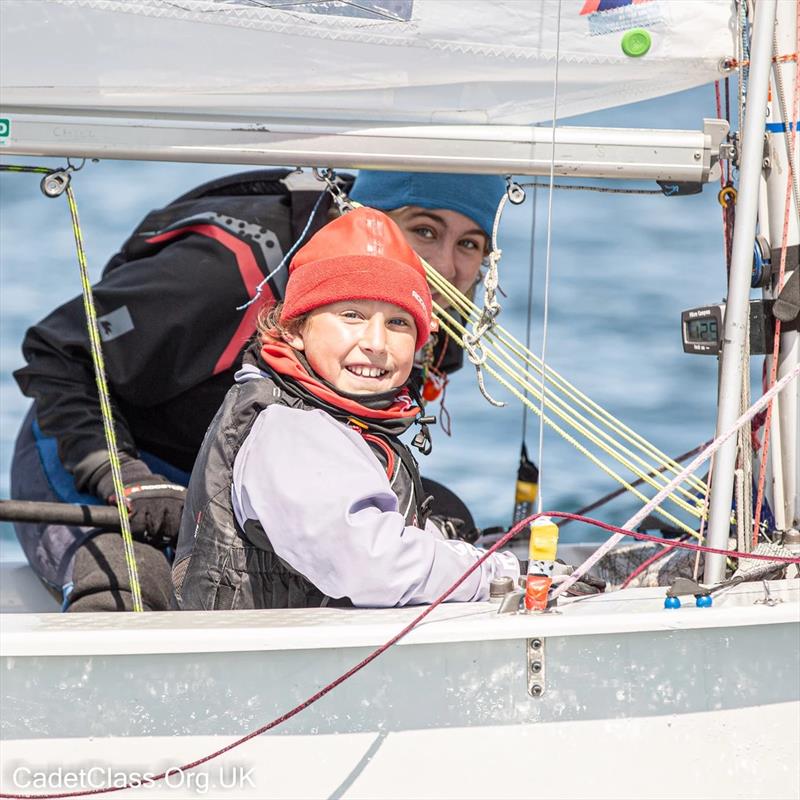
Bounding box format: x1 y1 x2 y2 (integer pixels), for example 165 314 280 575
551 362 800 598
739 304 753 550
735 467 746 554
461 191 510 407
536 0 563 514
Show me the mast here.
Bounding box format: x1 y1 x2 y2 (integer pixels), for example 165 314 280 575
704 0 778 584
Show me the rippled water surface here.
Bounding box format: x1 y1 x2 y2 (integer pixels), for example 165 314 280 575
1 86 736 554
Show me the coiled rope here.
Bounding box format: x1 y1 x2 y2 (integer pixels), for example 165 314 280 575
460 186 509 407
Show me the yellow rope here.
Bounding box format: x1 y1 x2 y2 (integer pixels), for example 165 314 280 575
436 305 706 517
1 165 144 611
65 185 144 612
434 314 703 539
434 292 708 508
425 260 712 534
427 264 707 494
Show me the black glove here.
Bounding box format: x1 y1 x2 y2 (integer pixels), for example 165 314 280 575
94 458 186 549
552 560 606 596
429 514 479 544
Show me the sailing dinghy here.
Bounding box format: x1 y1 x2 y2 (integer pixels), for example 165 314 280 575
1 1 798 798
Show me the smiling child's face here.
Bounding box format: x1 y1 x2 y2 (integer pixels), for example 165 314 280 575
285 299 418 395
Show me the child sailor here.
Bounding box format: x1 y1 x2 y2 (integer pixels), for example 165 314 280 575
173 207 519 609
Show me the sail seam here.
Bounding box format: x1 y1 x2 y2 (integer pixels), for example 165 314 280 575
50 0 729 65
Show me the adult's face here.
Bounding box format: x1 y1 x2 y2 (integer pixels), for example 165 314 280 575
388 207 488 308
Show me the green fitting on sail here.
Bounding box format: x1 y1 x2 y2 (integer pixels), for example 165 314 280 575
621 29 652 58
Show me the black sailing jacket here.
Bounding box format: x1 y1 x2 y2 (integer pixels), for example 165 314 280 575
14 169 335 485
173 352 428 611
14 169 464 491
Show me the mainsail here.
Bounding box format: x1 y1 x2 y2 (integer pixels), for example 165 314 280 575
1 0 736 125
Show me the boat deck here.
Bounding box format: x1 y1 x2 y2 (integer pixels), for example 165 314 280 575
2 560 797 657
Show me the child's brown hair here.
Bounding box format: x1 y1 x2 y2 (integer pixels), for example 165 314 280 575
255 302 307 345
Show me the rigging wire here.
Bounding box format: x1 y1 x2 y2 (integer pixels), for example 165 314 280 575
737 0 750 153
714 79 735 271
520 183 538 444
771 26 800 221
536 0 563 515
519 181 663 195
236 187 327 310
692 455 715 581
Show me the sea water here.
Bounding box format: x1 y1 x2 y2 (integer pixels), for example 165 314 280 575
0 86 740 557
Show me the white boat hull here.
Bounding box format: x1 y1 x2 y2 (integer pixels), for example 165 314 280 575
1 573 798 799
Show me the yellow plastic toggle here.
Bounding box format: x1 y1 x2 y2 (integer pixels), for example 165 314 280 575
528 515 559 561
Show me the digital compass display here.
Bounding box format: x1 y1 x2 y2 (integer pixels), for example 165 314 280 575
681 300 779 356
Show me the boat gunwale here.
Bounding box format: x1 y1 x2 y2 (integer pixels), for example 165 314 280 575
1 579 797 658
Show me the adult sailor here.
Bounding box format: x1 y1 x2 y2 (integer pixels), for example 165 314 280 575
11 169 506 611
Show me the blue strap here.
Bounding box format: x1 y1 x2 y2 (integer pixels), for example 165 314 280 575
766 121 798 133
32 419 190 505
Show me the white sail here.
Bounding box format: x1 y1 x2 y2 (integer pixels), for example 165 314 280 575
1 0 736 125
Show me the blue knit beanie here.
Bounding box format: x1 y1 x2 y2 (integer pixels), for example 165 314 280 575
349 171 506 238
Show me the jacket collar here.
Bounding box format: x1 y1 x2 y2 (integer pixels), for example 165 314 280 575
251 340 421 432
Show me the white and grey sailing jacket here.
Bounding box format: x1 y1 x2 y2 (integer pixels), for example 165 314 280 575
173 361 518 610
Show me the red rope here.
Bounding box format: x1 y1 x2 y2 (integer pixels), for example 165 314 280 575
549 513 799 562
724 52 799 68
715 79 737 271
3 511 798 800
714 80 733 268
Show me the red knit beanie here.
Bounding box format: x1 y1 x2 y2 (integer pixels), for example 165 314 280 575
280 207 432 350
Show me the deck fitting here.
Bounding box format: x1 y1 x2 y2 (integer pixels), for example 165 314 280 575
527 637 546 697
